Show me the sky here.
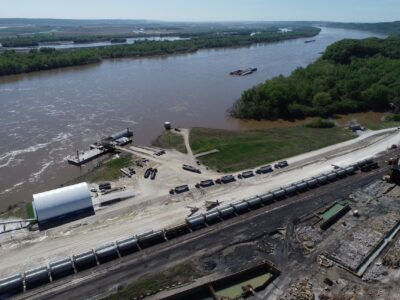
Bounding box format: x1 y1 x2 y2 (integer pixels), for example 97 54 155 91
0 0 399 22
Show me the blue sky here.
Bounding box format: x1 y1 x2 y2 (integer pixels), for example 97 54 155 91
0 0 399 22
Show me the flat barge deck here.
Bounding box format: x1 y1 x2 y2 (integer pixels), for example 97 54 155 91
67 128 133 166
67 148 110 166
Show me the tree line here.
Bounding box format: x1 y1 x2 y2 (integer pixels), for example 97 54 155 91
0 27 320 76
231 37 400 120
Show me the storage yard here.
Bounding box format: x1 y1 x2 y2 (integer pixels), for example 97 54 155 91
2 127 400 299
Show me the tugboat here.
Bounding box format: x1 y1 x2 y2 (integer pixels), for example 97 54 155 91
230 68 257 76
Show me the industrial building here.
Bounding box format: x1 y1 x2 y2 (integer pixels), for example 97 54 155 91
32 183 94 230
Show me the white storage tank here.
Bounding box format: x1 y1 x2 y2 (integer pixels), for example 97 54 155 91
33 182 94 230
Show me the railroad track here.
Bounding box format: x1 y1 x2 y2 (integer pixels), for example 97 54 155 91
13 151 395 300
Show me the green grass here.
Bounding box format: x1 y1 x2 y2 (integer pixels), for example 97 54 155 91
70 155 133 184
25 202 36 220
190 127 355 172
105 261 206 300
152 130 187 153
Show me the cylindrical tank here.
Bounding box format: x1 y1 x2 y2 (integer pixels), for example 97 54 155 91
284 186 297 195
246 196 262 208
345 166 356 175
116 237 139 256
272 189 286 199
73 250 98 271
0 274 23 297
295 182 308 191
24 267 50 290
204 211 221 224
232 201 249 214
306 179 318 188
95 243 120 264
186 215 206 230
327 172 338 181
138 230 166 249
260 193 274 204
50 258 75 281
316 175 328 184
218 206 236 219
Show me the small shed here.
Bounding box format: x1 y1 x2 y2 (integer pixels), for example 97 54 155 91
33 182 94 230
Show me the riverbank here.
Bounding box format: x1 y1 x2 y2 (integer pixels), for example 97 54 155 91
0 26 320 76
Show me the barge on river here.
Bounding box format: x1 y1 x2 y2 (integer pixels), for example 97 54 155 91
67 128 133 166
230 67 257 76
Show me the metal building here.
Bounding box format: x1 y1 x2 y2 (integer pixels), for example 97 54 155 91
33 182 94 230
109 128 133 141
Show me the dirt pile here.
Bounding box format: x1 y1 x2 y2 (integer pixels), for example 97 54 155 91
280 278 314 300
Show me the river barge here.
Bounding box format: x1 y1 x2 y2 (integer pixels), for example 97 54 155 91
230 67 257 76
67 128 133 166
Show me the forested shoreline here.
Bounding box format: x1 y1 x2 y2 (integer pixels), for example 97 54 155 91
232 37 400 120
0 26 320 76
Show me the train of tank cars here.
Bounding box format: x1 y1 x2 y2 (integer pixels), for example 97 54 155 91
0 158 379 298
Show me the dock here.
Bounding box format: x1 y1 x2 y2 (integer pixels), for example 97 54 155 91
67 128 133 166
67 148 109 166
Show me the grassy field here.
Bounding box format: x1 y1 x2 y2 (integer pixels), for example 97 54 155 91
190 127 355 172
152 130 187 153
106 261 206 300
69 155 133 184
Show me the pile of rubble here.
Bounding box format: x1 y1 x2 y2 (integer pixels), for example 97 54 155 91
295 225 322 251
362 260 388 282
383 238 400 268
256 237 275 253
280 278 314 300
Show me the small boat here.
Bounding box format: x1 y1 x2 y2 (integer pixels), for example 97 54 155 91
304 39 316 43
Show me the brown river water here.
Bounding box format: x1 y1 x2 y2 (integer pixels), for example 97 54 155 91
0 28 384 211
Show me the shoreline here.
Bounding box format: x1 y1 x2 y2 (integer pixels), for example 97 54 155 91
0 28 320 78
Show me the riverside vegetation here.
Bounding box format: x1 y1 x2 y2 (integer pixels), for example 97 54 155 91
232 37 400 120
0 26 320 76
